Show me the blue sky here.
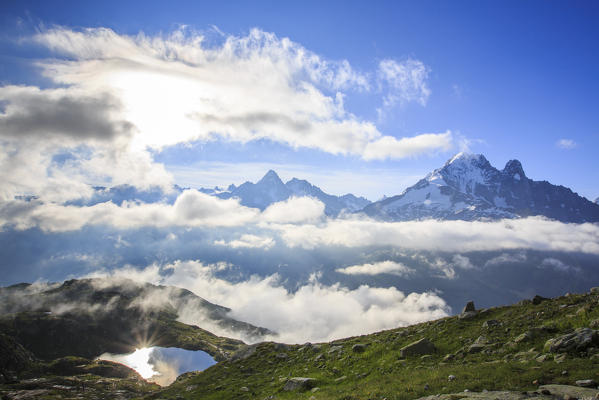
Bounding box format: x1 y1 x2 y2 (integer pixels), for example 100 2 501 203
1 0 598 199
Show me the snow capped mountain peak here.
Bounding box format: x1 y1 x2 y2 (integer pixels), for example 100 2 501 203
446 152 489 167
363 153 599 223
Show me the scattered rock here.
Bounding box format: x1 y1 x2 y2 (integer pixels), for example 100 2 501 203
540 384 599 400
459 311 478 320
283 377 317 392
443 353 455 362
352 344 366 353
535 354 551 362
545 328 598 353
467 344 486 354
482 320 500 329
400 338 436 358
240 386 250 392
576 379 597 388
328 346 343 355
554 353 567 363
334 376 347 382
448 375 456 381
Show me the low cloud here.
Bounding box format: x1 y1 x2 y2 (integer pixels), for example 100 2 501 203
484 252 528 267
336 260 414 277
274 217 599 255
214 234 275 249
539 257 579 273
91 260 450 343
261 196 325 224
3 195 599 257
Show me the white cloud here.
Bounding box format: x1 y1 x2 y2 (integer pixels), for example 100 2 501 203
261 196 325 224
0 26 451 202
484 252 527 267
214 234 275 250
556 139 577 149
3 194 599 257
539 257 579 273
91 260 450 344
273 216 599 255
0 190 259 231
452 254 476 270
377 59 431 107
336 260 414 277
363 131 453 161
28 26 443 156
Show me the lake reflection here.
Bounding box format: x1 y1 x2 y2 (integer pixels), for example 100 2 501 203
98 347 216 386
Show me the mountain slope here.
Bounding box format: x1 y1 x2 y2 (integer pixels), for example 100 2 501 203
2 287 599 399
0 278 271 361
363 153 599 222
149 289 599 400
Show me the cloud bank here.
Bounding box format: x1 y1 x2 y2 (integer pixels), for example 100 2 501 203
91 260 450 344
2 193 599 256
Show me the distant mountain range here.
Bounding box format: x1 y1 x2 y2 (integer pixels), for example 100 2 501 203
203 170 371 216
363 152 599 223
73 153 599 223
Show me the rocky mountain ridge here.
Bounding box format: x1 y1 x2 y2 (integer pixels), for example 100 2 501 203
209 169 371 216
363 152 599 223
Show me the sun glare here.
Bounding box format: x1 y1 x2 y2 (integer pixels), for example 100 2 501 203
124 347 158 379
99 347 158 379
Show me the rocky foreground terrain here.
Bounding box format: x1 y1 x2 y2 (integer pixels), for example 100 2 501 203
2 283 599 399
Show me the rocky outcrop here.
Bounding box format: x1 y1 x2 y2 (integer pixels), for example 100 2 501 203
544 328 598 353
283 377 316 391
400 338 436 358
0 333 35 382
417 385 599 400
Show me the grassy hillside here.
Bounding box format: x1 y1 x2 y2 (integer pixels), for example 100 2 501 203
148 290 599 400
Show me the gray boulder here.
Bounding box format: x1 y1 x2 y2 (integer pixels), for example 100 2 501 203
283 377 317 391
544 328 598 353
539 384 599 399
462 301 476 313
400 338 436 358
352 344 366 353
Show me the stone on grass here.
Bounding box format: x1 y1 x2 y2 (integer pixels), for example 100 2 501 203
400 338 436 358
352 344 366 353
576 380 597 388
545 328 598 353
283 377 317 392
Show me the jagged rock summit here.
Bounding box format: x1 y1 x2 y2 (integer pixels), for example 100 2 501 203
363 152 599 223
212 170 370 216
